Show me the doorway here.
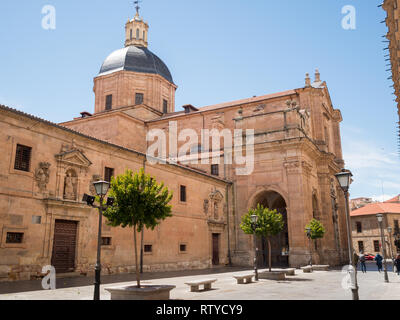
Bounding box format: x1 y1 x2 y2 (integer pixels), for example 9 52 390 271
212 233 220 265
51 220 78 273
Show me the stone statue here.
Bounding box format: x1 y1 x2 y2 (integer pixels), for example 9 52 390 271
35 162 51 191
64 171 77 200
203 199 209 215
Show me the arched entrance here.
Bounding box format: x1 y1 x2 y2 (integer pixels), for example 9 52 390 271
251 190 289 268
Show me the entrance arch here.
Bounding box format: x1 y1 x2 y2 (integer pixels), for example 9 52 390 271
251 190 289 268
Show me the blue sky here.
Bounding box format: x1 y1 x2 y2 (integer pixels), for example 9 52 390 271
0 0 399 200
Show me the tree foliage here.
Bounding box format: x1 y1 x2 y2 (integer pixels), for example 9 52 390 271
305 218 326 240
240 204 284 237
104 168 173 232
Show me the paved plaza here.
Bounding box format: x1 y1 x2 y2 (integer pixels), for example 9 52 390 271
0 262 399 300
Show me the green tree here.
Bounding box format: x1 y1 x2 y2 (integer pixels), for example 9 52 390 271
104 168 173 288
240 204 285 272
305 218 326 265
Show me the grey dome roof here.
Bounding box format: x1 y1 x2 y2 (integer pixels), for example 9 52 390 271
99 45 173 83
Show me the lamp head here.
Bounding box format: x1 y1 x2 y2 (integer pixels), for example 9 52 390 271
250 214 258 224
82 193 95 206
93 180 110 196
376 213 383 223
334 169 353 191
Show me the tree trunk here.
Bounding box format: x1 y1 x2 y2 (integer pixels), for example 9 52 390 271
133 225 140 288
268 237 272 272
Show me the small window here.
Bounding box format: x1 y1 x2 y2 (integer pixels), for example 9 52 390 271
14 144 32 172
163 99 168 114
32 216 42 224
374 240 380 252
358 241 364 253
143 30 145 40
104 167 114 183
102 237 112 246
6 232 24 244
135 93 144 105
136 28 139 39
394 220 399 234
180 185 187 203
105 94 113 110
180 244 187 252
211 164 219 176
356 222 362 233
130 29 133 40
144 244 152 253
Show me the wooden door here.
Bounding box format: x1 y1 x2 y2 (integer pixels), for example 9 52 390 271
212 234 220 265
51 220 78 273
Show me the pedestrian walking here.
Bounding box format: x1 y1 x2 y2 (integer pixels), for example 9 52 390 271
359 252 367 273
394 255 400 276
374 253 383 272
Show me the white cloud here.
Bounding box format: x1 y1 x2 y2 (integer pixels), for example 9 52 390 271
341 129 400 199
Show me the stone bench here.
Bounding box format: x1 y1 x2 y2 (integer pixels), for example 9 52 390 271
185 279 217 292
258 271 286 280
310 265 329 271
271 268 296 276
233 274 254 284
301 266 313 273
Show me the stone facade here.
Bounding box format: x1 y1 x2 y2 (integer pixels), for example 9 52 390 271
383 0 400 140
0 10 350 281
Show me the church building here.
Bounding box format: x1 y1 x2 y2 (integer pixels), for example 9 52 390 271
0 8 349 281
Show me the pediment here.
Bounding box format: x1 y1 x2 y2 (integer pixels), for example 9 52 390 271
55 149 92 168
209 189 224 202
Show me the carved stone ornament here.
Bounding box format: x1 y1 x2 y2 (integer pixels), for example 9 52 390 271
35 162 51 191
203 199 209 215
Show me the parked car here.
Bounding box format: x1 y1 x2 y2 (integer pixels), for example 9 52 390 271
364 254 375 261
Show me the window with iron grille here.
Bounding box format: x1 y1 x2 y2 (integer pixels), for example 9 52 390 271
356 221 362 233
180 244 187 252
14 144 32 172
135 93 144 105
180 185 186 203
358 241 364 253
102 237 112 246
374 240 380 252
105 95 113 110
6 232 24 244
144 244 152 253
211 164 219 176
104 167 114 183
163 99 168 114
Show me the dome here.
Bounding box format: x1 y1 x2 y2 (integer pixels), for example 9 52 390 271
99 45 174 83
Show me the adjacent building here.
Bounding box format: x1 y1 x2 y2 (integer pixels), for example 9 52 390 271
0 9 350 281
351 195 400 256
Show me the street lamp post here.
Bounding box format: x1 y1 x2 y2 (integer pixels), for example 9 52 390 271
335 169 359 301
82 180 114 300
306 227 312 267
387 226 395 273
376 214 389 283
251 214 259 281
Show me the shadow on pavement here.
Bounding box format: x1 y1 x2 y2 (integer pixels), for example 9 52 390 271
0 266 249 295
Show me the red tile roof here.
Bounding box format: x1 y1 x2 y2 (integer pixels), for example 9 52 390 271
351 198 400 217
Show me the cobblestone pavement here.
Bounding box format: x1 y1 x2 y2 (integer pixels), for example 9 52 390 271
0 262 399 300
